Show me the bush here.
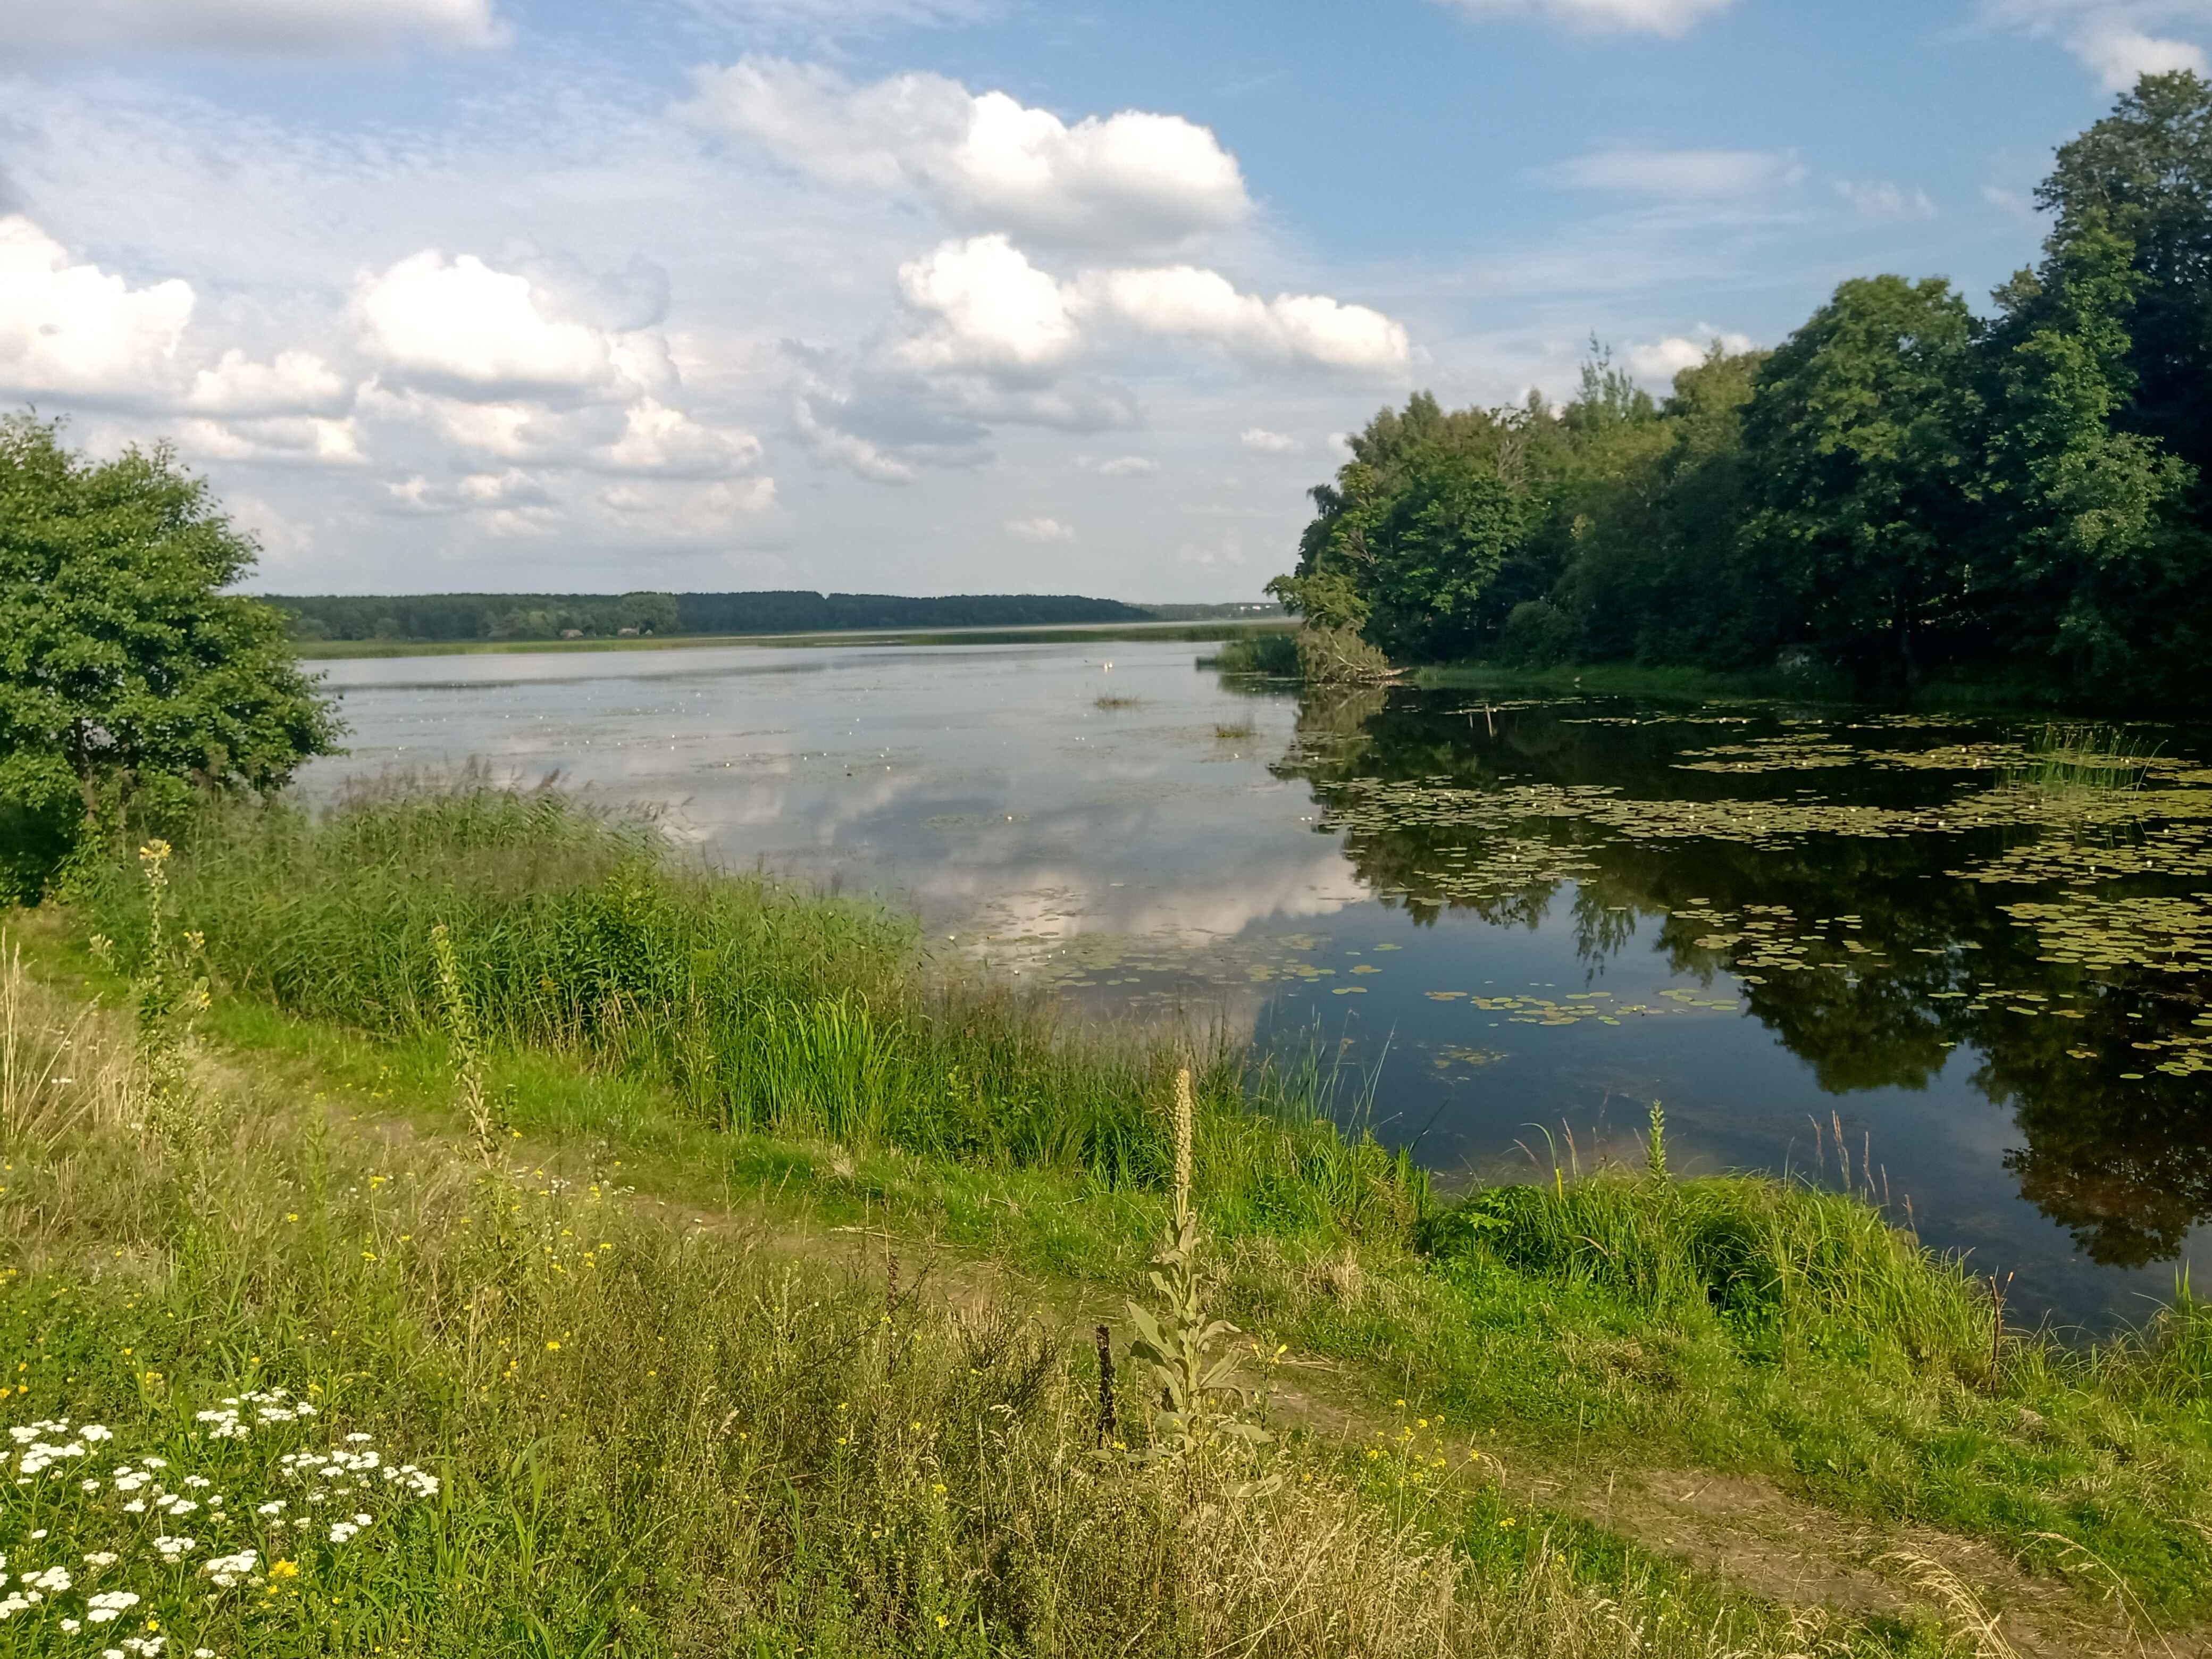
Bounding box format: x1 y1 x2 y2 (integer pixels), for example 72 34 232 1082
1500 600 1575 667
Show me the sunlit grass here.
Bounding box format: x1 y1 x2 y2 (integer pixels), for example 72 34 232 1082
0 948 1922 1658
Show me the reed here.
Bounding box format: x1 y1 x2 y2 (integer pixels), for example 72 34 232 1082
73 781 1425 1246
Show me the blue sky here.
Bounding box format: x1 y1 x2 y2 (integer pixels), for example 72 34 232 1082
2 0 2200 599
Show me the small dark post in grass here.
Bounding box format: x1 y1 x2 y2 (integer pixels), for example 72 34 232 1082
1094 1324 1117 1448
1989 1271 2013 1387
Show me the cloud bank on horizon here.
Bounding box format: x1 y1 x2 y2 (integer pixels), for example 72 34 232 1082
0 0 2192 597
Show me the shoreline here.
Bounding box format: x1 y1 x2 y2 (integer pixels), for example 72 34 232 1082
292 616 1295 661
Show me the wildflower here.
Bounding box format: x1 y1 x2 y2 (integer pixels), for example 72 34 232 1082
88 1590 141 1623
202 1551 257 1588
268 1560 299 1580
23 1566 71 1594
83 1551 120 1567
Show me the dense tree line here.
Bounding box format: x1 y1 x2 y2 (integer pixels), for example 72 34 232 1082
1271 73 2212 702
273 590 1151 642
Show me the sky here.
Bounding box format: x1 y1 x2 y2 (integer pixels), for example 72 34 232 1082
3 0 2205 600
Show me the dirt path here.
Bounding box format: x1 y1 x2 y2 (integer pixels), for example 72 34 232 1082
616 1191 2200 1659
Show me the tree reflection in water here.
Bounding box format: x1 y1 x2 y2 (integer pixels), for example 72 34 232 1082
1268 684 2212 1271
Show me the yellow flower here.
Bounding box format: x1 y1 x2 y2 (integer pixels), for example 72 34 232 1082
544 1340 560 1351
270 1560 300 1579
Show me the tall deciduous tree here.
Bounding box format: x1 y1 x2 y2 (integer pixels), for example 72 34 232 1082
1981 214 2194 688
0 414 342 899
1739 275 1984 686
2035 71 2212 484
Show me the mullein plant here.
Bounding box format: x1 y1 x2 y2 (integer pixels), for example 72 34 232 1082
430 923 508 1168
1122 1068 1277 1486
89 841 213 1164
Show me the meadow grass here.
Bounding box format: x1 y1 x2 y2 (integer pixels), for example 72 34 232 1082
0 948 1943 1658
33 784 2212 1631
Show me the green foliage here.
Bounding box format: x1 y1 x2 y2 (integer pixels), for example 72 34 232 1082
1202 630 1300 675
0 414 341 900
1261 77 2212 708
1739 274 1985 685
0 959 1888 1658
75 783 1427 1244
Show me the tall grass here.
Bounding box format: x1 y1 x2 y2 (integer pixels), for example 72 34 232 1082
0 944 1886 1658
2009 722 2164 791
1427 1172 1997 1381
74 781 1424 1244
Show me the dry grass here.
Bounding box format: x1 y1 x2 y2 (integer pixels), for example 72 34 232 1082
0 939 1902 1657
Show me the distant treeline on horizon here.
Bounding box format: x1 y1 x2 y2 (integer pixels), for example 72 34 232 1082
267 591 1276 643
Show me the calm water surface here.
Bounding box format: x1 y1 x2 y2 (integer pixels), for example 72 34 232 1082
305 639 2212 1329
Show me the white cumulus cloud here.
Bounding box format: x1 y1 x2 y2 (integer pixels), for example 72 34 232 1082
1983 2 2210 90
1435 0 1735 35
179 414 366 465
354 250 647 400
891 236 1410 378
599 398 764 477
0 214 194 402
185 348 350 416
1004 515 1074 541
895 235 1084 372
1626 325 1754 380
680 57 1249 248
1082 454 1156 475
793 396 922 484
13 0 507 54
1078 266 1411 371
1239 428 1298 453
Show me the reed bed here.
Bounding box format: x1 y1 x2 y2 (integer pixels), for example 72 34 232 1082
71 782 1425 1246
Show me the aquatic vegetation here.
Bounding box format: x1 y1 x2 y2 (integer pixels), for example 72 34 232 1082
2009 722 2165 792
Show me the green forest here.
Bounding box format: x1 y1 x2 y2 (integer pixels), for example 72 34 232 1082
273 590 1151 643
1269 73 2212 704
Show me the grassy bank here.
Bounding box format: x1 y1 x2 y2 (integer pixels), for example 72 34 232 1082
20 785 2212 1642
4 953 1886 1657
293 619 1295 661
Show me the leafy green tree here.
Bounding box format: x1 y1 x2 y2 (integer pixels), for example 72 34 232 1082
1739 275 1984 686
1981 213 2195 689
1276 392 1556 663
2035 71 2212 483
0 414 343 900
1553 345 1771 665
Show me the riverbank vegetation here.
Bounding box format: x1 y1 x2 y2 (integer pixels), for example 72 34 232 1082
9 945 1871 1658
1263 73 2212 708
13 784 2209 1646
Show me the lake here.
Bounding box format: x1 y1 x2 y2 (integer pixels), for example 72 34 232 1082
304 637 2212 1330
